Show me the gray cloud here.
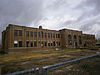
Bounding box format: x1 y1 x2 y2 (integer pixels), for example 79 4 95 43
0 0 100 44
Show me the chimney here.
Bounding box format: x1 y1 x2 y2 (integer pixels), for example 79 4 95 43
39 26 42 29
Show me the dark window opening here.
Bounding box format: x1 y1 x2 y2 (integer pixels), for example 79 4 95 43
74 35 77 40
30 42 33 47
26 31 29 37
14 30 18 36
50 33 52 38
14 44 18 47
48 33 50 38
19 30 22 36
51 43 53 46
44 32 47 38
53 41 56 46
48 43 51 46
79 40 82 45
19 41 22 47
58 34 60 38
53 34 55 38
34 31 37 38
26 41 30 47
34 41 37 47
41 31 43 38
38 32 41 38
68 34 72 40
30 31 33 37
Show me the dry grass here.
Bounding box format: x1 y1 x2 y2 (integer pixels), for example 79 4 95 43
0 49 81 64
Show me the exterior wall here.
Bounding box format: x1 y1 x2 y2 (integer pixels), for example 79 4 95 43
60 29 83 48
82 34 96 48
2 24 96 52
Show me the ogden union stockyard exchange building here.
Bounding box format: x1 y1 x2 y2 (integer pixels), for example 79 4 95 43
2 24 96 52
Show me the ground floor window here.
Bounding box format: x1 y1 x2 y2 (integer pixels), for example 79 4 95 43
48 43 51 46
19 41 22 47
14 40 18 47
30 41 33 47
14 40 22 47
34 41 37 47
26 41 30 47
68 40 72 45
53 41 56 46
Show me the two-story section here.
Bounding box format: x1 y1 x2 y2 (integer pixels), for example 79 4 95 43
2 24 61 52
60 29 83 48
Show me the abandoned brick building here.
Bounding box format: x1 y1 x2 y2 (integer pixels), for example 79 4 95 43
2 24 96 52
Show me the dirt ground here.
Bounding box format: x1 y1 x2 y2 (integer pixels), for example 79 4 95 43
1 49 100 75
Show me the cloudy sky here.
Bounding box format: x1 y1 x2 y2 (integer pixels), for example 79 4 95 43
0 0 100 43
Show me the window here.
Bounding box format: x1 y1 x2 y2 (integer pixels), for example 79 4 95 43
26 31 29 37
14 40 18 47
14 40 22 47
51 43 53 46
53 41 56 46
30 31 33 37
26 41 30 47
78 35 81 40
56 34 58 38
34 31 37 38
50 33 52 38
30 41 33 47
58 34 60 38
14 30 22 36
44 32 47 38
48 42 51 46
68 34 72 39
41 31 43 38
19 41 22 47
53 34 55 38
48 33 50 38
34 41 37 47
58 42 60 46
14 30 18 36
38 32 41 38
68 40 72 45
19 30 22 36
74 35 77 40
44 41 47 46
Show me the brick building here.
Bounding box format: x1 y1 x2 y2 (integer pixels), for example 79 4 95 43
2 24 96 52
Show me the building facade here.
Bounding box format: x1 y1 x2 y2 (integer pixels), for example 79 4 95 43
2 24 96 52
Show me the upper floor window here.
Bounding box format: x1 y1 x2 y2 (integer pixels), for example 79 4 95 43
30 31 33 37
74 35 77 40
56 34 58 38
50 33 52 38
53 34 55 38
14 30 18 36
68 34 72 40
44 32 47 38
38 32 41 38
34 31 37 38
58 34 60 38
14 30 22 36
48 33 50 38
41 31 43 38
26 31 29 37
78 35 81 40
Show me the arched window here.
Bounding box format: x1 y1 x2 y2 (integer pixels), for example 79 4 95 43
79 35 81 40
68 34 72 39
74 35 77 40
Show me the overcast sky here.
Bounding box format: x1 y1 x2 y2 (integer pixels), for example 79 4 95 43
0 0 100 44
